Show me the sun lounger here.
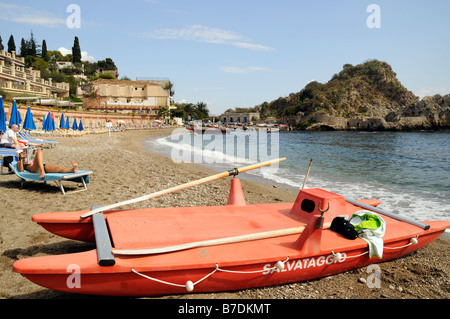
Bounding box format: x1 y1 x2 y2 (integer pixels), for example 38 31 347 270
19 131 58 148
9 161 92 195
0 149 23 174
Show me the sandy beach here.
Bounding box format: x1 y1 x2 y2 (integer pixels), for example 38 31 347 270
0 128 448 299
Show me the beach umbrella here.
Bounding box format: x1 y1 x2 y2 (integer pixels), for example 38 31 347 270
72 118 78 130
43 112 54 131
23 107 37 130
78 119 84 131
51 112 56 131
0 96 7 133
59 112 65 129
9 100 22 128
65 116 70 129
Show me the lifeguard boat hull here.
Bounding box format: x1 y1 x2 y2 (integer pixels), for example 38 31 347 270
13 188 450 297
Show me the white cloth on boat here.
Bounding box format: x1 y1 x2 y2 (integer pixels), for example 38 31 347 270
350 211 386 258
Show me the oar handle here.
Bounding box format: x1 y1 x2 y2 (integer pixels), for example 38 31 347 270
237 157 286 174
81 157 286 218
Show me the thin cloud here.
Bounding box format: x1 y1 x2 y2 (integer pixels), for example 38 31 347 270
0 3 66 28
139 24 274 51
59 47 95 62
220 66 270 74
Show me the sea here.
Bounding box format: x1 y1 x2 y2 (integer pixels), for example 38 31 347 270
143 128 450 223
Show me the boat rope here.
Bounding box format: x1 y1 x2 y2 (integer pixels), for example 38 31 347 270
131 236 420 292
332 236 419 260
131 257 290 292
384 235 419 249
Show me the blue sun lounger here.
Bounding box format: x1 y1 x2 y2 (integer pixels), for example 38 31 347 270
19 132 58 148
0 149 23 174
9 161 92 195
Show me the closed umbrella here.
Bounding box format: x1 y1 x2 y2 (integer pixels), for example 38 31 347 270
59 112 65 128
65 116 70 129
23 107 36 130
50 112 55 131
9 100 22 128
0 96 7 133
43 112 54 131
72 118 78 130
78 119 84 131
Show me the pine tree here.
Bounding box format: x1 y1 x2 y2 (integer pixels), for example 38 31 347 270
7 35 16 53
20 38 27 56
0 36 4 51
72 36 81 63
29 31 37 56
41 39 48 61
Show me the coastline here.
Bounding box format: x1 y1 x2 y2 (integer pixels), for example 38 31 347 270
0 128 448 299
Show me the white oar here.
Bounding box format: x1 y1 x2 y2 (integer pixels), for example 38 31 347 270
81 157 286 218
113 222 332 256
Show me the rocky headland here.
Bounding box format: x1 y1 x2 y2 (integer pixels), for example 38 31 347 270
260 60 450 131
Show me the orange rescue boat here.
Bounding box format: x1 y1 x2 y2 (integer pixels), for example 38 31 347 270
12 161 450 297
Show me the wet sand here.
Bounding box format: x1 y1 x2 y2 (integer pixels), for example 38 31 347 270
0 128 448 299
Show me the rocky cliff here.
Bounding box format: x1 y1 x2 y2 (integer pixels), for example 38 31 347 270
260 60 449 131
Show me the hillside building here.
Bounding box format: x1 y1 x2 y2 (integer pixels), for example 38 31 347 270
220 112 260 124
77 78 171 117
0 50 69 98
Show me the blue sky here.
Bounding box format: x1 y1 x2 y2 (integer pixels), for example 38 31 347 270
1 0 449 115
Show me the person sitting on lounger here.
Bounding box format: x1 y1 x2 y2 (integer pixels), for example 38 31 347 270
17 149 78 179
0 124 23 149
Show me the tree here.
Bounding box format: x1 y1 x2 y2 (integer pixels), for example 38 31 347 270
158 106 171 121
163 81 175 97
0 36 4 51
28 31 37 56
7 35 16 53
97 58 116 69
41 39 48 61
196 102 209 119
72 36 81 63
20 38 27 56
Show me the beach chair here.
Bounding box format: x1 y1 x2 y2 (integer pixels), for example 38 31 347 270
19 131 58 148
0 149 23 174
9 161 92 195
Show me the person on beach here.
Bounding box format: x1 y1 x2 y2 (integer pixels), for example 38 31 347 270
0 124 23 149
16 149 79 179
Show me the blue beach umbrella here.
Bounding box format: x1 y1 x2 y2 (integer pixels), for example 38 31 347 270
51 113 56 130
9 100 22 128
59 113 66 128
65 116 70 129
23 107 36 130
0 96 7 133
72 118 78 130
78 119 84 131
43 112 54 131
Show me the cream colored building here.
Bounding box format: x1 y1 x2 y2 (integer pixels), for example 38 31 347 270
221 112 260 124
0 50 69 98
78 79 171 115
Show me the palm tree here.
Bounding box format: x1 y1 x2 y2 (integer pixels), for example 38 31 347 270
158 107 171 121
